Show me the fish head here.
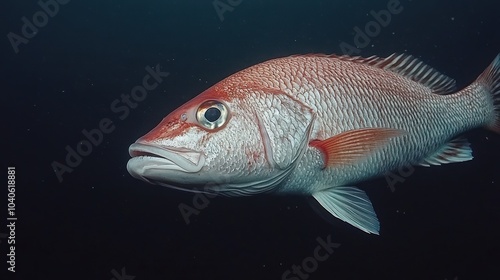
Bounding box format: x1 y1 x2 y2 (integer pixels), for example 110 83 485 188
127 79 315 196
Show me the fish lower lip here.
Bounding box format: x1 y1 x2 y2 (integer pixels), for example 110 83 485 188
127 143 205 173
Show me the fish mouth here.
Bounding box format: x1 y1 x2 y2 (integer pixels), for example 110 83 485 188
127 143 206 184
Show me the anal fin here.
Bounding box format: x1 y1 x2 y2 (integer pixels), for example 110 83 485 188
312 186 380 235
418 137 473 167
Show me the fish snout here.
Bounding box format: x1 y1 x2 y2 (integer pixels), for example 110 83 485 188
127 142 206 183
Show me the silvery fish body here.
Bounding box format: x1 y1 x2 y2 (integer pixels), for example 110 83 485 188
127 53 500 234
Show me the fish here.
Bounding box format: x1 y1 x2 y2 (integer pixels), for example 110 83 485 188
127 53 500 234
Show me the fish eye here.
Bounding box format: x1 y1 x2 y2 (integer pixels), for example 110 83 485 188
204 107 221 122
196 100 229 129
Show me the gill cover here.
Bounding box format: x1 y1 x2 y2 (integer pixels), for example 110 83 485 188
253 91 315 170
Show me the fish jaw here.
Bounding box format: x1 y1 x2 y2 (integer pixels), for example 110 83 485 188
127 142 207 189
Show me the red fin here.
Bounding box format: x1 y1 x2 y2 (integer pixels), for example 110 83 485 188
310 128 404 168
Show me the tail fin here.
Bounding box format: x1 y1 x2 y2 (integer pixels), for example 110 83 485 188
476 54 500 133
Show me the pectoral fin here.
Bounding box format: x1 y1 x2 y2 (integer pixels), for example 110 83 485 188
310 128 404 168
312 186 380 234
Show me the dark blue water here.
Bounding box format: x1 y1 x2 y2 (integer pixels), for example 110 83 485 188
2 0 500 279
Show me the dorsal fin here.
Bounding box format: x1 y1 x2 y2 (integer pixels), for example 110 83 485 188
292 53 457 94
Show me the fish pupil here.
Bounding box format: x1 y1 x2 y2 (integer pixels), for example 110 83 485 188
205 107 221 122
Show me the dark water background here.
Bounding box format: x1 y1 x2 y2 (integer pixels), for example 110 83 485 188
2 0 500 279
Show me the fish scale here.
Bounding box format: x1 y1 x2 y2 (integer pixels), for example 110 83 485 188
243 56 480 189
127 53 500 234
